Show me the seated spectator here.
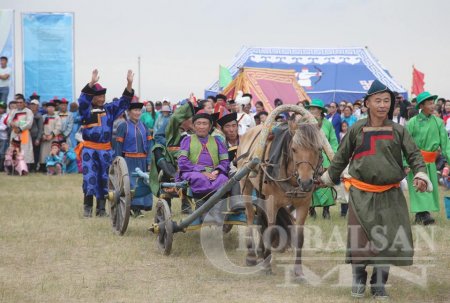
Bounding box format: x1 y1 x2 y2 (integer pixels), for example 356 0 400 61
176 113 229 198
60 140 78 174
46 141 63 175
4 137 28 176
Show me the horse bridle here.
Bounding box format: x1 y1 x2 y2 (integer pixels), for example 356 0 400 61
291 149 324 185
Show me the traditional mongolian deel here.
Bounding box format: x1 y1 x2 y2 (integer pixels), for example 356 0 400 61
116 119 153 210
78 84 133 200
324 118 427 266
39 113 62 164
176 134 230 196
406 111 450 213
7 107 34 163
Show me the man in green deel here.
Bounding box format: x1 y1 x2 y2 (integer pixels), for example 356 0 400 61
405 91 450 225
319 80 432 299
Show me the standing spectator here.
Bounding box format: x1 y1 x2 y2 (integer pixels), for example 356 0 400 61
338 101 347 117
340 121 349 141
359 104 368 120
353 100 362 119
57 98 74 146
153 105 172 146
29 98 44 172
406 91 450 225
342 104 357 127
395 93 411 120
306 99 339 219
154 101 162 112
326 101 342 143
4 137 28 175
274 98 289 120
0 101 8 171
0 56 11 103
39 101 62 172
441 100 450 124
391 105 406 126
69 102 81 149
7 95 34 169
141 101 158 164
254 101 265 114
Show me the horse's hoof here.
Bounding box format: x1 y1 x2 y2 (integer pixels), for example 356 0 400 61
246 257 257 267
292 275 307 284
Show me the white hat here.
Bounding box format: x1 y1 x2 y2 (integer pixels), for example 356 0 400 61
30 99 40 105
161 105 171 112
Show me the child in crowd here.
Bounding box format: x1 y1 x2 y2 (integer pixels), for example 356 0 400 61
60 140 78 174
4 137 28 176
46 141 63 175
340 121 348 141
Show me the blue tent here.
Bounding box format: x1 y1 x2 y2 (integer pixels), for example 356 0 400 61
206 47 408 104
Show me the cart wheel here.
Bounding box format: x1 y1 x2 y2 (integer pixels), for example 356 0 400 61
154 199 173 255
108 156 131 235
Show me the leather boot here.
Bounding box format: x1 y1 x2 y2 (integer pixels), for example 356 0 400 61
84 195 93 217
309 207 317 219
340 203 348 217
370 266 389 299
322 206 331 219
96 199 107 217
422 211 435 225
351 264 368 298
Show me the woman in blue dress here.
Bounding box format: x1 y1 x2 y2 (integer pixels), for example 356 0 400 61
116 102 153 217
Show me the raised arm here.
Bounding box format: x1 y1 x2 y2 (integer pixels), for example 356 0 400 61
106 70 135 120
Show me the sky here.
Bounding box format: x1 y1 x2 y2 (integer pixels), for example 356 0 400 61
2 0 450 102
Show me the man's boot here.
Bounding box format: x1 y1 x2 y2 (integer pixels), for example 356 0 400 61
84 195 93 217
370 265 389 299
351 264 368 298
422 211 435 225
309 207 317 219
340 203 348 217
96 199 107 217
322 206 331 219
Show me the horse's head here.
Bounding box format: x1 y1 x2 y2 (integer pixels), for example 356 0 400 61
288 120 323 192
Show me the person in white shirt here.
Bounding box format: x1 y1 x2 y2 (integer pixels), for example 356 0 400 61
0 56 11 103
235 91 253 136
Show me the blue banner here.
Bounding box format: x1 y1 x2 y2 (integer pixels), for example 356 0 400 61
22 13 74 102
0 9 15 103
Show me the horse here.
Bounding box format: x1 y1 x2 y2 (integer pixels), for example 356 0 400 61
236 104 334 280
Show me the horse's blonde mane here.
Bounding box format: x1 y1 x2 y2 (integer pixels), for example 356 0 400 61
292 123 323 151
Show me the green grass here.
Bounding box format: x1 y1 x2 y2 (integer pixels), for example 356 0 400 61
0 173 449 302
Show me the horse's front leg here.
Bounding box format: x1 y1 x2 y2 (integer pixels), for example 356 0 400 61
243 184 258 266
292 203 309 281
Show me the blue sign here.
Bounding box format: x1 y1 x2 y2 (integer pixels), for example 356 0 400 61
0 9 15 103
22 13 74 102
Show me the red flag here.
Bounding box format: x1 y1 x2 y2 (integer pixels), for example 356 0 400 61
411 66 425 96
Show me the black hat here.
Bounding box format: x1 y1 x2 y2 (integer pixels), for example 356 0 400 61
217 112 237 127
242 93 253 99
129 102 144 110
216 94 227 101
155 101 162 106
363 80 395 119
29 92 40 101
46 101 57 108
193 113 213 123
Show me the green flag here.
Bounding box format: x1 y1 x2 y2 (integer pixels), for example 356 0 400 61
219 65 232 88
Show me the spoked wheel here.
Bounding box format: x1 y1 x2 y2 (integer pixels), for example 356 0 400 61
107 156 131 235
154 199 173 255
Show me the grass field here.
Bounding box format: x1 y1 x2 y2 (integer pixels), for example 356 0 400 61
1 173 449 303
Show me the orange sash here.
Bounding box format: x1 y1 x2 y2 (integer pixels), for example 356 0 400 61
74 141 112 161
420 150 438 163
124 152 147 158
343 177 400 193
